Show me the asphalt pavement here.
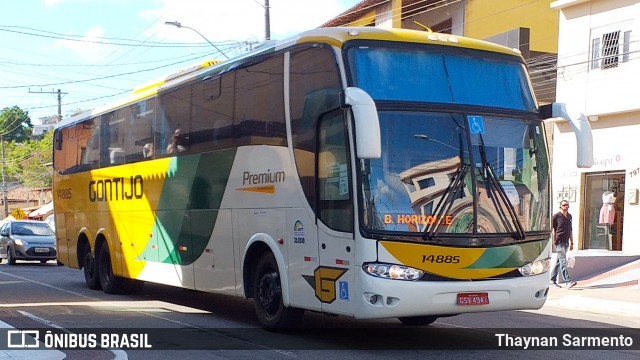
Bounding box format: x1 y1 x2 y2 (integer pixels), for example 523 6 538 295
1 256 638 359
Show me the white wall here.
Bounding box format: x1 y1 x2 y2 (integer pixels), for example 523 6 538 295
553 0 640 255
555 0 640 117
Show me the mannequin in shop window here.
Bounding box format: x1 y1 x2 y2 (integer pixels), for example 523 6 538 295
599 190 616 225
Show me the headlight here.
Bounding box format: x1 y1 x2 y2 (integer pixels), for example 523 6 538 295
518 258 550 276
13 239 26 246
363 263 424 281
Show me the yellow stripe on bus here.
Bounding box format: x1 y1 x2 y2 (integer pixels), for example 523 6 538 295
380 241 541 280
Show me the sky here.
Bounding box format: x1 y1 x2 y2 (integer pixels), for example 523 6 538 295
0 0 361 124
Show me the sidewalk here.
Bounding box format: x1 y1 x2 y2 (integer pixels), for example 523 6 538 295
540 254 640 326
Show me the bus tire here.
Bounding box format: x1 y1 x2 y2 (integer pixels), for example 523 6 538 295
253 252 303 330
97 243 125 294
397 315 438 326
83 246 101 290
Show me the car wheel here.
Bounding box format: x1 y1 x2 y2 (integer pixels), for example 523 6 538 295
7 247 16 265
83 247 101 290
397 315 438 326
253 252 303 330
97 243 124 294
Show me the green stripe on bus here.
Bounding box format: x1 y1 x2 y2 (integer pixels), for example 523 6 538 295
140 149 237 265
464 240 547 269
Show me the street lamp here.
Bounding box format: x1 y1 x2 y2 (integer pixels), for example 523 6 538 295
164 21 230 59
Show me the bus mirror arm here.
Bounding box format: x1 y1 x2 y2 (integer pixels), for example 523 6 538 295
541 103 594 168
341 87 382 159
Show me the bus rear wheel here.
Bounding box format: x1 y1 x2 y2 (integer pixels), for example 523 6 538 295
398 315 438 326
253 252 303 330
83 246 101 290
98 243 125 294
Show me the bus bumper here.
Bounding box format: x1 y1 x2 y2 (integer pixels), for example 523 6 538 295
353 271 549 319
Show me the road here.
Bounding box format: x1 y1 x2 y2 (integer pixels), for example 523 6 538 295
0 261 638 359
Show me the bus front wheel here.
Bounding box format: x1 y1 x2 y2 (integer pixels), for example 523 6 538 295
253 252 303 330
83 246 101 290
397 315 438 326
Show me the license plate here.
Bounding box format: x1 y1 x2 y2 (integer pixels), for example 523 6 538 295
457 292 489 306
34 248 50 253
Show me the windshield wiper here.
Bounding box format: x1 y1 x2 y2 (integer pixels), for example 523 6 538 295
424 162 468 239
424 133 467 240
477 135 526 240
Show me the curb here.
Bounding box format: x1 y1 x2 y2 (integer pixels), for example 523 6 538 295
577 260 640 287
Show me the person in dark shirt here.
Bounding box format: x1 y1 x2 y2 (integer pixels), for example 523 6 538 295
550 200 577 289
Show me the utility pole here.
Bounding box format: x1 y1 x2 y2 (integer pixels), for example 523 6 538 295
253 0 271 41
264 0 271 41
1 136 7 218
28 88 68 122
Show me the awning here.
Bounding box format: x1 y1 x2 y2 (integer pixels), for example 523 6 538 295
28 202 54 218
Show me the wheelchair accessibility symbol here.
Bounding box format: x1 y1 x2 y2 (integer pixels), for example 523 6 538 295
467 116 485 134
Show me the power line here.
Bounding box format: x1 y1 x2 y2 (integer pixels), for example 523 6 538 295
0 51 235 89
0 25 238 48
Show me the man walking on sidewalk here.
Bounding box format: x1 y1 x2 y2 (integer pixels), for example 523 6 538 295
550 199 577 289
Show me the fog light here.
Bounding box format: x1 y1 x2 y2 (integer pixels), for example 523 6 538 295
369 294 378 304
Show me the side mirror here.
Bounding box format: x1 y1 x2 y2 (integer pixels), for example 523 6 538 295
541 103 594 168
342 87 381 159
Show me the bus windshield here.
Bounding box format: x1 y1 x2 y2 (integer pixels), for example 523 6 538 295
347 42 536 111
359 111 550 238
347 43 550 239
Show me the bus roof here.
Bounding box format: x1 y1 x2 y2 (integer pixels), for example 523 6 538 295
56 27 523 130
292 27 522 57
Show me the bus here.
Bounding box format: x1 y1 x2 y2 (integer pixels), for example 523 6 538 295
53 27 593 329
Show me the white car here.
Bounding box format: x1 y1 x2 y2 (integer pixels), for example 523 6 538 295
0 220 57 264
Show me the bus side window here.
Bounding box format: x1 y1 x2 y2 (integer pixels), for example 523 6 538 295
127 99 155 162
79 118 100 170
290 45 342 211
190 73 234 152
317 109 353 232
158 86 191 156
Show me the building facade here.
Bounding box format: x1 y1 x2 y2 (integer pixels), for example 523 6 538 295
551 0 640 255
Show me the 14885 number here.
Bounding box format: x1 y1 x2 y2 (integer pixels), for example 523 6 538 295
422 254 460 264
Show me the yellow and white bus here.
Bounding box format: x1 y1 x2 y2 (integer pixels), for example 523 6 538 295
53 27 592 329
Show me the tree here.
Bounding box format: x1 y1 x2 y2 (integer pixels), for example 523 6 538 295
4 130 53 189
0 106 33 142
